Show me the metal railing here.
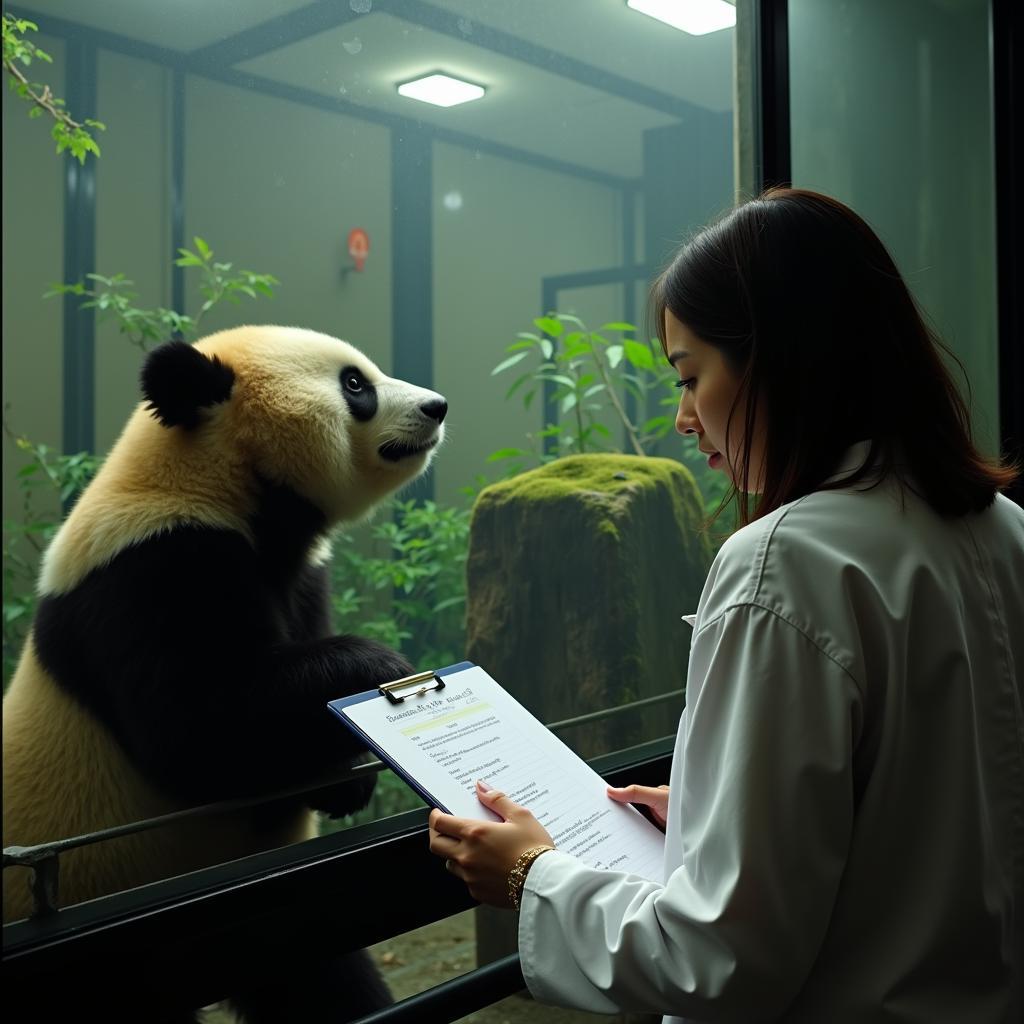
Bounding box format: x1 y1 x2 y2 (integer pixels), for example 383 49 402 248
3 688 684 919
2 736 676 1021
351 952 525 1024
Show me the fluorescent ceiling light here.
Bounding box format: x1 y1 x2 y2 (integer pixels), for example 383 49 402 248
396 73 485 107
627 0 736 36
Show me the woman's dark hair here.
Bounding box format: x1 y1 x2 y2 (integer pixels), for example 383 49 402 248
651 187 1018 523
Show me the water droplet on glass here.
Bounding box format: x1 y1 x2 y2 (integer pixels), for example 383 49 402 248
338 83 348 95
342 37 363 55
442 191 463 211
349 0 372 13
457 17 473 35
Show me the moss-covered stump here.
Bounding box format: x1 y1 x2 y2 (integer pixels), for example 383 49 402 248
465 453 712 761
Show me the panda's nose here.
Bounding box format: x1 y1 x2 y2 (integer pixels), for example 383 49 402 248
420 398 448 424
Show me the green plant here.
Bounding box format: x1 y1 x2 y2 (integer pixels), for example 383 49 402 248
486 311 733 527
44 237 279 350
489 313 678 469
2 14 105 162
329 498 471 672
2 431 103 685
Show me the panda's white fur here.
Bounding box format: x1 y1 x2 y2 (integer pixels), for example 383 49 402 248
3 325 447 1020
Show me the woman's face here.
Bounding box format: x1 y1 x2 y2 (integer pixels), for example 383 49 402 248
665 310 764 492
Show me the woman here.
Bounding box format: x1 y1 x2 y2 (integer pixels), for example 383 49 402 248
428 189 1024 1023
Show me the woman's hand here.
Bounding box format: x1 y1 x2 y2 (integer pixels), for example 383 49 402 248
428 780 555 908
607 783 671 829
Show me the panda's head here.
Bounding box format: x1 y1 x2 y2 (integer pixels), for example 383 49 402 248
139 325 446 524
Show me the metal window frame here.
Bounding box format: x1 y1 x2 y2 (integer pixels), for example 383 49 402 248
59 37 98 463
391 123 436 501
992 0 1023 506
753 0 790 193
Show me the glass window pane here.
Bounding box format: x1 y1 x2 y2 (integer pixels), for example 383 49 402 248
2 1 742 924
789 0 999 455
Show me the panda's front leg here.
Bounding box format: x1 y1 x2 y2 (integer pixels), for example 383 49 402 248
283 565 404 818
285 632 415 820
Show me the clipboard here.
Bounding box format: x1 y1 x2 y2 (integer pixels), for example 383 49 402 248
327 661 666 879
327 660 474 814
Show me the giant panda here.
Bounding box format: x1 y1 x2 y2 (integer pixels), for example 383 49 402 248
2 325 447 1022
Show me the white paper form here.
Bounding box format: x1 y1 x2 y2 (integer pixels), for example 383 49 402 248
337 664 665 882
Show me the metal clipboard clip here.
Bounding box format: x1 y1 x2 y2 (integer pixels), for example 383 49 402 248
378 669 446 705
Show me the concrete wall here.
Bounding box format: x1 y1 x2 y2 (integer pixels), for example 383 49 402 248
432 142 623 503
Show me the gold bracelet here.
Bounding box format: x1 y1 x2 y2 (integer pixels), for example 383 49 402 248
507 844 556 910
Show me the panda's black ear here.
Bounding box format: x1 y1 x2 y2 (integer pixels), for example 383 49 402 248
141 340 235 429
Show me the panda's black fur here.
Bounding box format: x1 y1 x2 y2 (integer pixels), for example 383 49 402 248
33 503 406 809
142 338 237 428
2 326 448 1023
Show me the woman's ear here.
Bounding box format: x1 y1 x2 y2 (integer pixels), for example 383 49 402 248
140 340 235 429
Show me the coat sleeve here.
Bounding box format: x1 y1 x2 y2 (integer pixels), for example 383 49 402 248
518 603 863 1020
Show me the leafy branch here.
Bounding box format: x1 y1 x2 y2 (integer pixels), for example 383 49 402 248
44 237 280 350
489 313 678 469
174 235 279 320
2 14 105 163
2 415 103 683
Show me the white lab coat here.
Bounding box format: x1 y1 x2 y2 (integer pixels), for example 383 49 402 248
519 442 1024 1023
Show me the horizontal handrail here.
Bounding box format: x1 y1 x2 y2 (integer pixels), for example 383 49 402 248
3 687 683 868
350 952 525 1024
2 741 676 1019
548 687 683 733
2 760 383 866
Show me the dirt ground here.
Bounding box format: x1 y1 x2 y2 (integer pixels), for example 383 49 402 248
366 908 621 1024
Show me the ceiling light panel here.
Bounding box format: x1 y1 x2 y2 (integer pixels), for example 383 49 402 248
626 0 736 36
397 73 486 107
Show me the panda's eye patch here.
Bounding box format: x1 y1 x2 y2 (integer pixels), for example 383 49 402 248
339 365 377 421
